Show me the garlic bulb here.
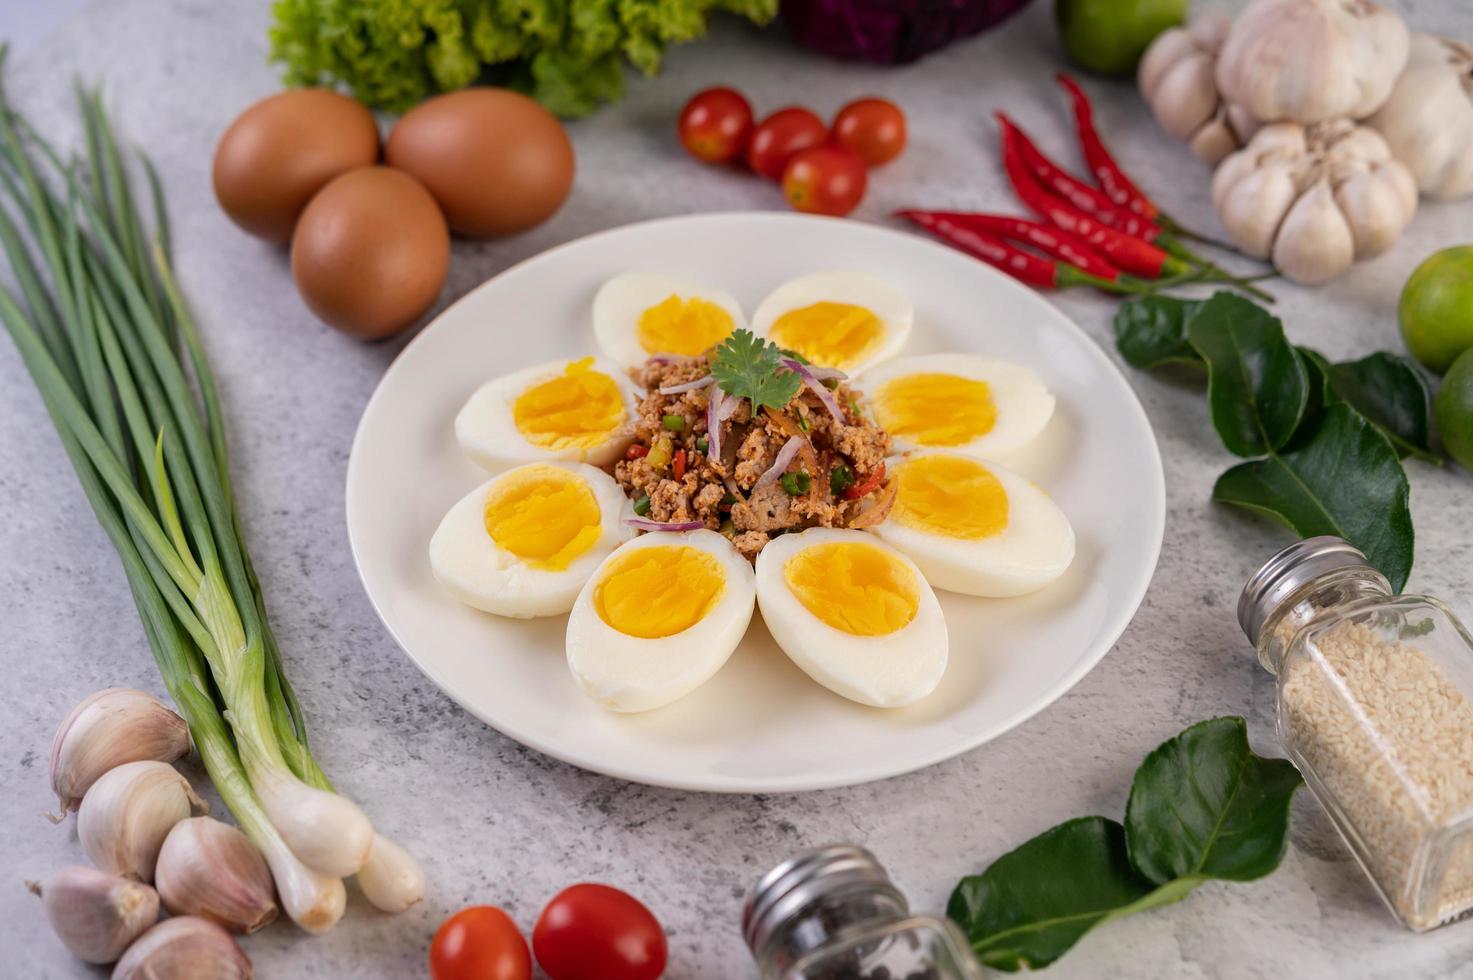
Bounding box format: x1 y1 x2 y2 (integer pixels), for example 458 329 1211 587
29 866 158 964
1366 34 1473 200
356 833 426 913
78 760 208 882
1139 10 1261 165
156 817 278 933
1216 0 1410 124
1212 120 1417 283
50 688 191 815
110 916 252 980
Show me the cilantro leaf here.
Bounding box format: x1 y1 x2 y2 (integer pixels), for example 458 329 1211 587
711 329 802 413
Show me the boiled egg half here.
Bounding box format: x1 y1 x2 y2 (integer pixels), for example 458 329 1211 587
430 462 635 618
456 356 637 472
755 528 947 708
750 271 912 374
566 530 756 712
861 353 1054 461
593 272 745 369
870 451 1074 598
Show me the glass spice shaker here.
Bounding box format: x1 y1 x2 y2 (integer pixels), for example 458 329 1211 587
1240 536 1473 931
742 844 985 980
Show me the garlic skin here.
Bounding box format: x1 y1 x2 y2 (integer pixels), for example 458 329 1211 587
1212 120 1417 284
1216 0 1410 124
356 833 426 913
29 866 159 965
156 817 278 933
50 688 191 815
1139 10 1260 164
1366 34 1473 200
78 760 208 883
110 916 252 980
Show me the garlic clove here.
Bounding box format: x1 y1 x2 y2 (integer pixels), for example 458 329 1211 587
1156 53 1221 142
1334 163 1417 258
1138 27 1198 101
1272 180 1355 284
29 865 159 965
1189 114 1240 165
78 760 208 883
50 688 191 816
110 916 251 980
156 816 278 933
1216 158 1298 257
355 833 426 913
1366 34 1473 199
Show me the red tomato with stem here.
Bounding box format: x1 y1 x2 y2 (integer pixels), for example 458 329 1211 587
677 87 754 164
429 906 532 980
782 146 868 217
832 98 907 167
747 107 828 181
532 884 667 980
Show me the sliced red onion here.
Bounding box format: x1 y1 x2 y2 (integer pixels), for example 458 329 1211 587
706 386 740 461
723 476 745 501
626 518 705 532
794 362 847 382
658 375 714 395
781 358 846 425
754 435 807 490
645 353 700 365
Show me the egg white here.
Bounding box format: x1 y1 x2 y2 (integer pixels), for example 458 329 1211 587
860 353 1055 461
429 462 635 619
755 528 948 708
870 450 1075 598
565 530 756 713
592 272 746 370
749 271 913 375
455 357 639 473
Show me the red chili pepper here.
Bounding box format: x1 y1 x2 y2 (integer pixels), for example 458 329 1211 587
1000 144 1186 280
901 210 1125 292
626 443 648 459
995 112 1161 241
1055 73 1157 220
904 211 1122 281
842 461 886 501
672 448 687 480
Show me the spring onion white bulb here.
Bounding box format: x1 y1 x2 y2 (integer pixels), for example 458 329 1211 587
249 761 374 877
356 833 426 913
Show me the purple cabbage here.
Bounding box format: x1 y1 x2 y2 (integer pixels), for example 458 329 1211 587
782 0 1035 64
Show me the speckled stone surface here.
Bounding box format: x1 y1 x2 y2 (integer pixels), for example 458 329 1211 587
4 0 1473 976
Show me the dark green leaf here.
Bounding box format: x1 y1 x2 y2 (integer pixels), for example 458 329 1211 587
1287 347 1338 449
1188 293 1308 457
710 328 802 413
1113 296 1204 370
1125 717 1302 885
1328 353 1437 462
1214 403 1413 591
949 817 1162 971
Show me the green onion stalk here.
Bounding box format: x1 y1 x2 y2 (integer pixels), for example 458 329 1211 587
0 61 422 926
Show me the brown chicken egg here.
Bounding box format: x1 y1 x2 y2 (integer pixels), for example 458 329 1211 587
213 89 381 243
290 166 449 340
385 88 574 238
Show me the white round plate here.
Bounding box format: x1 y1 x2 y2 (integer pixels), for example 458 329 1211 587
346 213 1164 793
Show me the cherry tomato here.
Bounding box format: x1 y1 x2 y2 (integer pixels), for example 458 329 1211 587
746 107 828 181
677 87 754 164
781 146 868 217
532 883 667 980
430 906 532 980
832 98 907 167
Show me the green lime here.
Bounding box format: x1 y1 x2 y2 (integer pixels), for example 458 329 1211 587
1400 245 1473 374
1437 347 1473 470
1055 0 1187 76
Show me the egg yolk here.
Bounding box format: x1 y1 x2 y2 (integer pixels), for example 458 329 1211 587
893 455 1009 540
873 372 997 446
783 541 919 637
512 357 626 450
769 302 884 370
595 545 725 639
636 295 735 356
483 466 602 570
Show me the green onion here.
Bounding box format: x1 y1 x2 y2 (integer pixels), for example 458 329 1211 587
721 492 738 507
662 413 686 431
830 464 855 495
633 493 652 516
719 519 736 537
695 436 708 454
797 415 811 432
781 471 811 495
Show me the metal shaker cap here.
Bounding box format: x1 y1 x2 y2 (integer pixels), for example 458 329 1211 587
742 844 904 959
1238 536 1374 645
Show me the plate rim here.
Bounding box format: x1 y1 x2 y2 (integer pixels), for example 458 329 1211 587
346 211 1166 793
